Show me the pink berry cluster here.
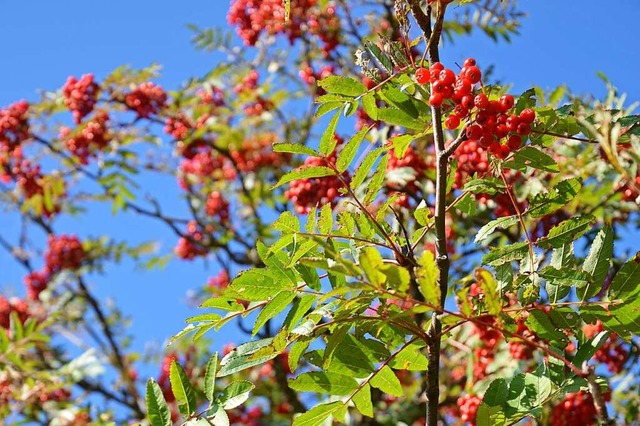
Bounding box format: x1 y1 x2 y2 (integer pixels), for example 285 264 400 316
416 58 536 159
174 221 210 260
207 270 230 293
204 191 230 222
59 111 111 164
62 74 100 124
285 140 349 214
124 82 168 118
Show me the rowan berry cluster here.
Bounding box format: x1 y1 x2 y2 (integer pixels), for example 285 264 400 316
227 0 338 55
204 191 230 222
416 58 535 159
549 391 599 426
583 321 629 373
386 145 432 194
124 82 168 118
507 317 536 360
174 221 210 260
0 296 30 329
24 270 50 300
230 133 288 173
45 234 86 273
164 114 193 141
0 100 30 152
198 86 225 108
62 74 100 124
285 141 349 214
178 146 233 186
299 63 335 93
456 393 482 426
59 111 111 164
244 97 274 116
207 270 230 293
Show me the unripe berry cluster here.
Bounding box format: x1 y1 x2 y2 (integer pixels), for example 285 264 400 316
285 141 349 214
59 111 111 165
124 82 168 118
415 58 536 159
62 74 100 124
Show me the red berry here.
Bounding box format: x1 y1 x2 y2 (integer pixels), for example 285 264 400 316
499 94 515 110
463 58 477 68
445 114 461 129
431 62 444 72
465 66 482 83
439 69 456 86
453 104 469 118
519 108 536 124
474 93 489 109
507 135 522 150
506 115 520 132
495 124 510 139
415 67 429 85
517 123 532 136
429 93 444 107
461 95 475 110
466 124 483 140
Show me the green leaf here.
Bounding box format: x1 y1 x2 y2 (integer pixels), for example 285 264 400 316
289 372 359 395
573 331 609 368
483 378 509 406
362 92 378 120
376 107 426 130
272 166 337 189
359 247 387 287
540 266 589 288
526 310 567 344
389 134 415 158
337 126 369 173
272 143 321 157
526 178 582 218
579 227 614 300
506 147 559 173
288 338 311 373
482 242 529 266
351 147 385 189
325 334 375 378
364 154 388 204
318 75 366 97
229 269 292 301
370 365 403 397
464 177 505 195
204 353 219 402
416 251 440 307
352 384 374 417
389 342 428 371
475 216 519 244
536 216 594 249
169 360 197 417
413 200 431 226
364 41 394 74
608 252 640 300
284 294 316 330
476 404 507 426
146 379 172 426
476 268 502 315
252 291 297 335
319 111 341 155
380 264 411 294
292 401 342 426
219 380 255 409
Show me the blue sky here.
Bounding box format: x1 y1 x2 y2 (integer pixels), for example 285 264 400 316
0 0 639 384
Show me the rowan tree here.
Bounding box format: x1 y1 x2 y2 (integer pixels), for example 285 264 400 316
0 1 639 425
